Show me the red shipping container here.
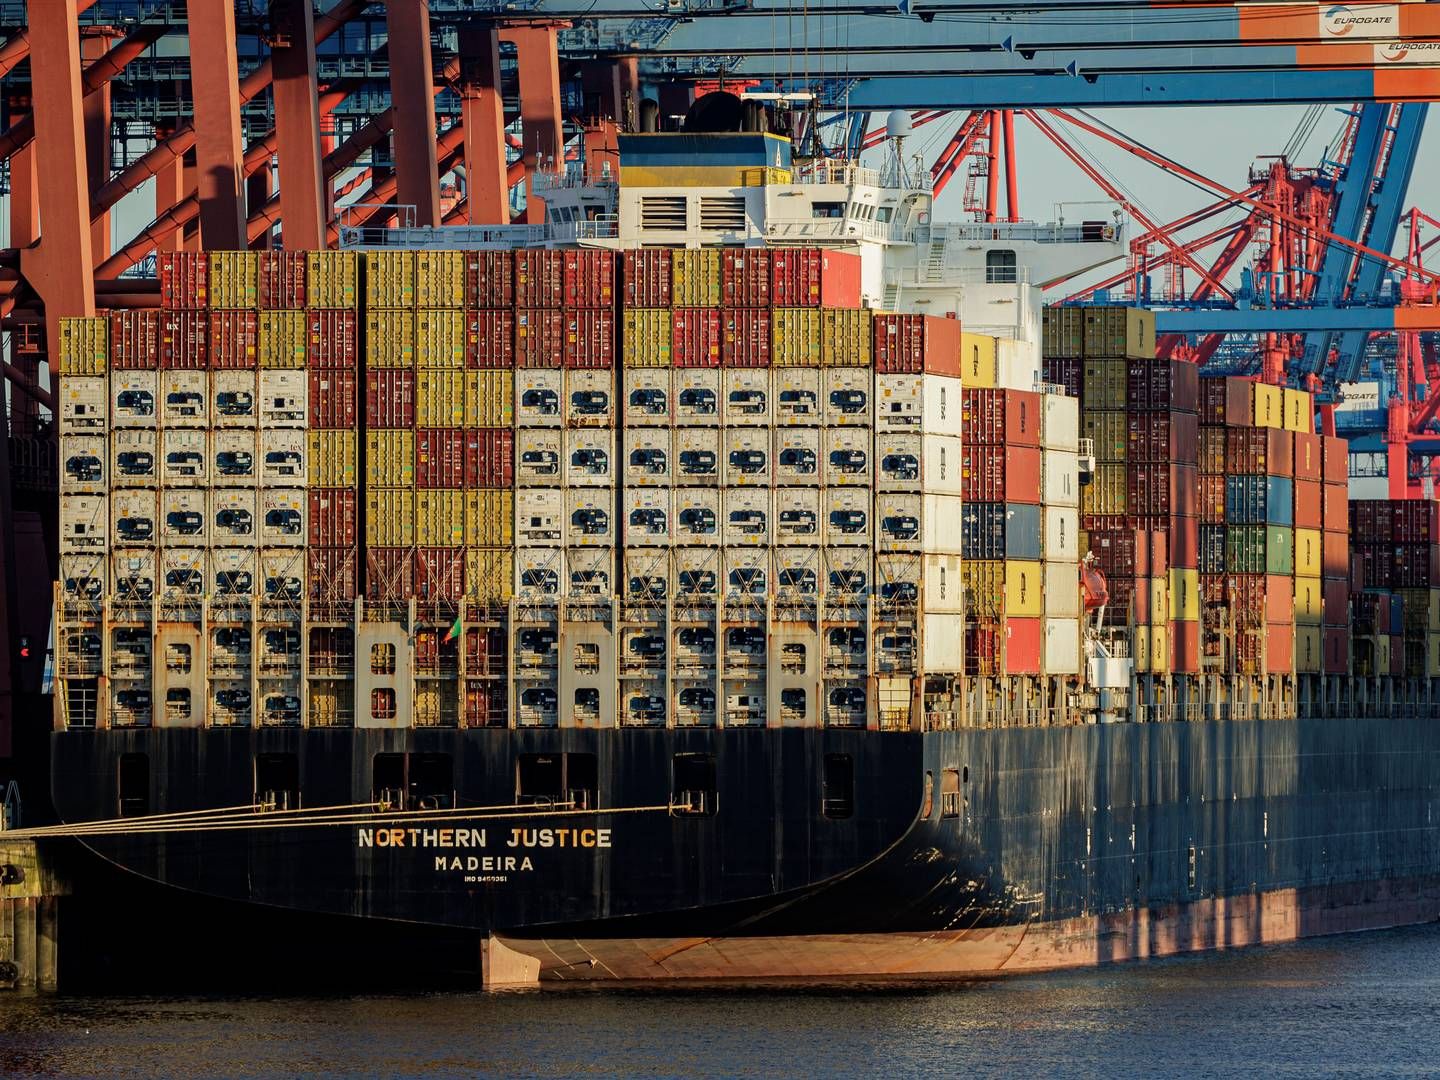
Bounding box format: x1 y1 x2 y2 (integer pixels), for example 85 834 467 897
1126 411 1198 463
1393 542 1439 588
770 248 862 307
366 548 415 601
1126 359 1198 414
1321 481 1347 527
721 249 771 306
874 313 961 376
1259 622 1293 674
308 488 357 548
364 370 414 429
258 251 306 309
109 310 160 369
515 309 565 368
1126 463 1196 519
465 428 514 488
1083 513 1128 534
722 308 771 368
1085 528 1139 577
1391 634 1405 676
1355 543 1391 590
1266 574 1294 622
159 311 208 369
465 626 507 677
1293 431 1322 482
1323 627 1349 675
1294 479 1322 530
961 389 1042 448
311 368 360 429
562 249 616 308
624 249 672 307
672 307 722 368
513 250 565 307
562 308 616 369
1199 377 1228 424
307 309 358 368
1166 517 1192 570
416 429 466 488
1350 500 1382 541
1130 578 1153 625
966 624 1001 676
308 546 358 603
1351 553 1366 594
415 547 466 603
1321 434 1349 485
464 682 506 728
1198 426 1226 475
209 310 258 369
1004 617 1042 674
467 251 514 308
467 309 514 369
1198 474 1226 523
159 251 208 309
1323 576 1349 625
1391 499 1440 543
1004 445 1042 504
1172 619 1201 673
1224 426 1294 477
1043 358 1082 399
1223 377 1257 427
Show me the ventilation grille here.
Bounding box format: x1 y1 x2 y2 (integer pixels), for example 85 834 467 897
640 196 687 231
700 197 746 232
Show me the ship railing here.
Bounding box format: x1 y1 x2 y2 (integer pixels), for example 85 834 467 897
789 160 889 189
926 221 1121 245
825 710 867 729
878 707 911 732
531 165 620 192
764 217 900 244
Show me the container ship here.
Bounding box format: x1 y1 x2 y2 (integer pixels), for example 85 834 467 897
44 119 1440 986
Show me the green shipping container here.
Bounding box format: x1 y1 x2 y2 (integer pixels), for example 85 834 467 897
1081 359 1127 410
1082 409 1127 462
1082 306 1155 360
1042 307 1084 359
1082 463 1128 517
1226 524 1293 576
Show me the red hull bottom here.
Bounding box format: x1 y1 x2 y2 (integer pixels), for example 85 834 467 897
499 876 1440 985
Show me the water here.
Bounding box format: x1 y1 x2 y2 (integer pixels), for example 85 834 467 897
3 924 1439 1079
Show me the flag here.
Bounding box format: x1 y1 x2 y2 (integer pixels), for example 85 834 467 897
443 613 463 644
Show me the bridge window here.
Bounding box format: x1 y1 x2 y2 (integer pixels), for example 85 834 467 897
812 201 845 219
985 249 1017 284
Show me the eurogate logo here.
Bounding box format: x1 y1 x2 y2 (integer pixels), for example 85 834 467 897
1374 40 1440 63
1320 4 1401 39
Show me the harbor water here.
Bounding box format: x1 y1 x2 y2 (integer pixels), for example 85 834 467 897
1 923 1437 1078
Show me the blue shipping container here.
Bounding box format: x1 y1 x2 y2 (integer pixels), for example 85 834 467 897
1224 474 1294 526
961 503 1006 560
1006 503 1042 561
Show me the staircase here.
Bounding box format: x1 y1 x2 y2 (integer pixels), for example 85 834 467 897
925 235 947 282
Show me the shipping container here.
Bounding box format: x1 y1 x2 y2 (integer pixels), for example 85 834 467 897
308 546 359 602
772 308 823 367
624 488 673 545
511 309 561 369
209 489 257 543
564 369 614 427
260 488 306 547
163 368 210 426
1081 359 1127 410
717 369 770 427
1082 307 1154 360
1126 462 1197 519
1043 357 1083 399
674 487 723 543
159 311 208 369
723 488 772 547
875 493 963 554
306 251 357 309
768 427 818 486
1283 387 1313 434
364 369 415 428
1045 505 1080 562
624 248 672 307
672 307 722 368
673 546 722 598
108 310 160 370
565 548 613 600
59 553 106 604
624 369 671 425
673 368 722 424
563 429 614 487
365 250 416 308
111 490 158 546
624 427 672 486
464 251 514 309
874 432 960 494
516 547 565 599
561 249 616 308
414 490 466 547
962 388 1041 447
366 430 415 487
963 443 1041 505
60 434 106 494
111 429 158 487
1126 411 1199 463
1224 524 1293 576
1198 474 1226 523
468 370 514 428
959 332 997 388
1042 450 1079 508
1082 462 1127 517
721 249 770 307
207 311 257 369
566 489 615 548
1126 359 1198 413
559 309 615 370
723 428 772 486
258 370 306 428
58 316 108 375
1082 410 1127 462
465 489 514 547
723 547 771 598
623 308 672 368
1294 576 1323 624
258 547 305 603
623 547 670 601
823 367 872 427
366 547 415 601
365 309 415 368
257 251 306 310
112 548 156 602
873 313 961 376
415 369 469 427
415 309 468 368
210 429 257 486
257 311 307 368
159 251 208 308
821 427 874 488
823 308 873 368
308 488 357 548
306 309 358 368
411 250 467 308
1224 426 1294 477
1039 392 1080 453
307 430 357 488
1294 527 1322 578
672 249 722 306
159 547 205 599
365 488 415 547
62 377 109 434
771 367 821 425
159 490 207 546
1042 307 1085 359
515 429 562 486
721 308 771 368
774 488 823 545
208 251 258 309
1224 474 1294 526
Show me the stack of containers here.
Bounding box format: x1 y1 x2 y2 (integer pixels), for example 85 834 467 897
1320 434 1351 674
303 249 361 728
57 315 110 615
1350 500 1440 677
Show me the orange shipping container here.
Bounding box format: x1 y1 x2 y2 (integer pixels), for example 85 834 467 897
672 308 722 368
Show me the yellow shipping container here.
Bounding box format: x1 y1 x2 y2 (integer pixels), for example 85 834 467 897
468 370 514 428
1294 527 1322 577
772 308 823 366
1429 633 1440 678
1149 576 1169 624
1005 560 1044 617
1430 589 1440 631
416 370 467 427
1253 382 1283 429
308 683 346 727
1134 626 1169 674
413 685 443 728
208 251 258 308
960 332 997 388
961 560 1004 618
307 251 357 308
1083 463 1128 516
58 316 108 375
415 489 466 546
822 308 872 367
366 430 415 487
1282 387 1312 434
624 308 672 367
365 488 414 546
307 430 357 488
1170 568 1200 621
671 249 721 306
257 311 307 368
366 310 415 368
465 489 515 547
415 309 467 368
1295 576 1323 624
1294 626 1322 673
466 547 515 602
414 250 467 308
365 250 416 308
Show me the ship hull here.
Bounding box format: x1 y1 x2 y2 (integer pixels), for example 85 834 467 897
50 708 1440 982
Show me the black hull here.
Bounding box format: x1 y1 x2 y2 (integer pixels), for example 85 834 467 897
50 712 1440 980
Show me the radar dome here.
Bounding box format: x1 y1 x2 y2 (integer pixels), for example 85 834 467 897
885 110 913 140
